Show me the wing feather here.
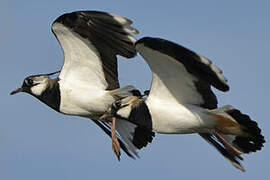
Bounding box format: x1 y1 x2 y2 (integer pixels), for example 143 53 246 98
136 37 229 108
52 11 138 90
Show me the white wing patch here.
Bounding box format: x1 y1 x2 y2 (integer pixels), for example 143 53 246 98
110 13 132 25
199 55 228 84
137 44 204 105
52 23 108 90
109 13 139 35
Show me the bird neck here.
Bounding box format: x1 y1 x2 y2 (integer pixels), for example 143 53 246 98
35 78 61 112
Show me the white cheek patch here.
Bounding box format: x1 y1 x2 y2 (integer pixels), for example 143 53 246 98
30 83 47 96
117 105 132 119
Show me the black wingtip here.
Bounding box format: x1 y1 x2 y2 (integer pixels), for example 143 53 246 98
54 11 76 24
54 11 105 24
136 37 160 47
54 10 138 59
132 127 155 150
136 36 229 92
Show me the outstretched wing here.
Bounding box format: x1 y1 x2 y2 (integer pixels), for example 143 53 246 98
52 11 138 90
136 37 229 109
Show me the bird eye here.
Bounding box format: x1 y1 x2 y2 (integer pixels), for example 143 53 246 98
27 79 34 85
114 100 121 108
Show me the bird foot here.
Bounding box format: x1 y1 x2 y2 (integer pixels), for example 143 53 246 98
109 117 121 160
214 129 243 160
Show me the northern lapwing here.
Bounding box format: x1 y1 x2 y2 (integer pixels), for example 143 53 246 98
105 37 265 171
10 11 154 160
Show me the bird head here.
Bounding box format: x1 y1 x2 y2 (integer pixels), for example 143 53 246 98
10 71 60 97
100 96 140 121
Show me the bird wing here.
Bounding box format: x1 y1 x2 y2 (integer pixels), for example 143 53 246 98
135 37 229 109
116 119 155 156
51 11 138 90
92 119 154 158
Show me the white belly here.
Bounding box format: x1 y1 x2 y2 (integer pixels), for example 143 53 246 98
146 98 216 134
59 81 114 118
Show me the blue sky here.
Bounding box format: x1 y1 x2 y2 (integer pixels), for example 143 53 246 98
1 0 269 179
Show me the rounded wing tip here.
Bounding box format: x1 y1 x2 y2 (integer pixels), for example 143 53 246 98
53 11 75 24
222 84 230 92
136 37 153 46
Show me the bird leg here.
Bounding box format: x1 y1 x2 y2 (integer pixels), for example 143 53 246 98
214 129 243 160
109 116 121 160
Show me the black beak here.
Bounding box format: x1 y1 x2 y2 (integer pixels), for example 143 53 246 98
10 87 23 95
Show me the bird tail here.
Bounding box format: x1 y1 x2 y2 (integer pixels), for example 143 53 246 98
202 105 265 171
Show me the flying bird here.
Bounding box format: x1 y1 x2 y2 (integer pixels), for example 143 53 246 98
10 11 154 159
105 37 265 171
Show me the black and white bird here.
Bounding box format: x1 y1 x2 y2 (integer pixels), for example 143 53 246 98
105 37 265 171
10 11 154 159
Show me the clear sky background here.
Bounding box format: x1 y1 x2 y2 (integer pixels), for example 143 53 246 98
1 0 269 179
